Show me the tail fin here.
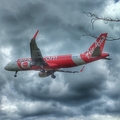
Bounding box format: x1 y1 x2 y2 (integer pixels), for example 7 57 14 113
84 33 107 58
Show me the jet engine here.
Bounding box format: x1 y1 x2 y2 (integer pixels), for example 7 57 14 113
38 71 49 77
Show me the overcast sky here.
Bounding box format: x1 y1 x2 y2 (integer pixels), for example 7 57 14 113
0 0 120 120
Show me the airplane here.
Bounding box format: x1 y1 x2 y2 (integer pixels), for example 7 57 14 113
4 30 111 79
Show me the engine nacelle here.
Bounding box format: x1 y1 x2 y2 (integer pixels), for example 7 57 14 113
38 71 49 77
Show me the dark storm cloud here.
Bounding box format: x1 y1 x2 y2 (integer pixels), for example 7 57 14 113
7 67 109 118
0 1 48 58
114 0 119 3
18 101 75 118
12 72 106 104
0 0 120 120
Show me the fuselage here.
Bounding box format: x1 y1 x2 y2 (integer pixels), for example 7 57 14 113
4 53 109 71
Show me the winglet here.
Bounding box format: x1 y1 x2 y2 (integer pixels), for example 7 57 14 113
33 30 39 39
80 66 85 72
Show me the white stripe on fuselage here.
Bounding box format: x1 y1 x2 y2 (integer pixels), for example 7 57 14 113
71 54 85 65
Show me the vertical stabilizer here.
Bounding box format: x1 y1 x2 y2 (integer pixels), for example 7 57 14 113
84 33 107 59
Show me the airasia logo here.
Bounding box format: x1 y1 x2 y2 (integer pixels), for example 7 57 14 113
21 61 28 68
95 36 105 47
85 36 105 59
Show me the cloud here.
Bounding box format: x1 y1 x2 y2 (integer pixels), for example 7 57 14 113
0 0 120 120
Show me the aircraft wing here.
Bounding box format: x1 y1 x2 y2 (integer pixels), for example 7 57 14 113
55 66 85 73
30 30 48 66
56 69 79 73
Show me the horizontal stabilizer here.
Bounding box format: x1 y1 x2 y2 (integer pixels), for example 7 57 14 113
102 58 111 60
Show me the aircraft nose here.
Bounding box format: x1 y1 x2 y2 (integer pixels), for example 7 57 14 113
4 61 20 71
4 63 11 71
4 65 8 70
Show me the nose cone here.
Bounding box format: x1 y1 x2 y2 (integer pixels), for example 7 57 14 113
4 64 10 70
4 61 16 71
4 65 7 70
4 61 20 71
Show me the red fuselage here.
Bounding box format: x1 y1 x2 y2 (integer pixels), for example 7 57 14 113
14 53 109 71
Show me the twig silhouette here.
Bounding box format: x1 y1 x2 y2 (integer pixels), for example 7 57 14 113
83 12 120 29
78 27 120 41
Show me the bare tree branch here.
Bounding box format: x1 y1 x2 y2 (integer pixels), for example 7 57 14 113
78 26 120 41
83 12 120 29
77 26 97 40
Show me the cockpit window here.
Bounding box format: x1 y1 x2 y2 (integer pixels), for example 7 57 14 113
8 61 16 65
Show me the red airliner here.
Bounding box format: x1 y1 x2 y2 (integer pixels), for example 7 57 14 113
4 30 110 79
